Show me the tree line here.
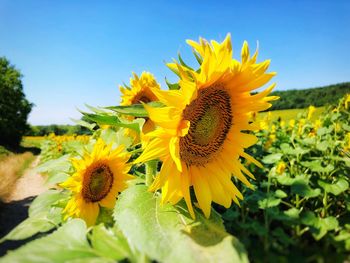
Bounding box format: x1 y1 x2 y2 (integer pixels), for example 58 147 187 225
269 82 350 110
26 124 92 136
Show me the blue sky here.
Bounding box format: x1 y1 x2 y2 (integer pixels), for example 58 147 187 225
0 0 349 125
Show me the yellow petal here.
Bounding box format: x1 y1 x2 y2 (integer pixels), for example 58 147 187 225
150 88 185 109
192 166 212 218
99 189 117 209
180 165 195 218
80 202 99 227
241 41 250 65
161 168 182 205
134 138 168 164
169 137 182 172
207 173 231 208
144 104 181 129
149 157 173 191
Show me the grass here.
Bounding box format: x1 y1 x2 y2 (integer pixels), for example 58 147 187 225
21 136 45 148
0 152 35 201
0 146 11 161
258 106 325 122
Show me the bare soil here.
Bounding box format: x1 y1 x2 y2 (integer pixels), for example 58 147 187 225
0 156 48 256
2 157 46 203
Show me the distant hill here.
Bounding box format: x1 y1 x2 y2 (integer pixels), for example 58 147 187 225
269 82 350 110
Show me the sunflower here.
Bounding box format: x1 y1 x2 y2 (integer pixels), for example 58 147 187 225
119 72 161 137
61 139 133 226
120 71 160 106
135 34 278 218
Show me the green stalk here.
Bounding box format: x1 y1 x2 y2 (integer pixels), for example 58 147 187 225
264 168 272 251
322 192 328 217
295 194 301 236
145 160 158 186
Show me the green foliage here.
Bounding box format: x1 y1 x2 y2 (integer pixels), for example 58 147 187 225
27 124 92 136
223 97 350 262
89 224 132 261
270 82 350 110
3 95 350 262
114 185 248 263
0 145 10 159
0 57 33 147
106 101 165 117
0 190 65 243
0 220 104 263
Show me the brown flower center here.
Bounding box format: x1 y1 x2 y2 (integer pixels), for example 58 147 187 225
179 86 232 166
131 93 151 104
82 163 114 202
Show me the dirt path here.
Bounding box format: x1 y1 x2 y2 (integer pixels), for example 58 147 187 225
3 157 47 203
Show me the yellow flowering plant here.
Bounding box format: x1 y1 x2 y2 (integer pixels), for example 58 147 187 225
8 35 350 263
2 33 350 262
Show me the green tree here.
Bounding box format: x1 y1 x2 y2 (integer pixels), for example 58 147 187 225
0 57 33 147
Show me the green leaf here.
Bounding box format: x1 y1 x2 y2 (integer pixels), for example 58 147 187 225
0 219 100 262
334 229 350 242
0 191 67 243
274 189 288 198
318 178 349 196
258 195 281 209
280 143 309 156
83 112 145 133
100 127 135 149
165 77 180 90
35 155 71 174
106 101 164 117
300 160 334 173
114 185 248 263
90 225 131 261
71 118 96 130
342 123 350 132
0 213 58 243
330 112 341 121
178 52 194 70
262 153 283 164
45 172 69 186
283 207 300 220
301 212 339 240
316 141 329 151
193 50 203 65
317 127 332 136
291 180 321 198
82 113 121 126
276 174 305 186
84 104 108 114
29 190 66 217
301 137 316 146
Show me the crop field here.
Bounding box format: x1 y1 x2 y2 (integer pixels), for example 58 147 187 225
258 106 325 122
0 27 349 262
0 95 349 262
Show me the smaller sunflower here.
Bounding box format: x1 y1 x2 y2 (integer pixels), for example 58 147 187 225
61 139 133 226
119 72 161 135
120 71 160 106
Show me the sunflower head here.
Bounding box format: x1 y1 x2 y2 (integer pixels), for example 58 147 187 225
120 71 160 106
135 34 278 219
120 72 160 139
307 105 316 120
61 139 133 226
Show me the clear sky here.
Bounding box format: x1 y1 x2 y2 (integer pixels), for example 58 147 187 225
0 0 349 125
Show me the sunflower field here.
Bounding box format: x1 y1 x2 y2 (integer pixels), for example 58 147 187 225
1 34 349 263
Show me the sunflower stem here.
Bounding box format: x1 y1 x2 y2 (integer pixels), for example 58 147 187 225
145 160 157 186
